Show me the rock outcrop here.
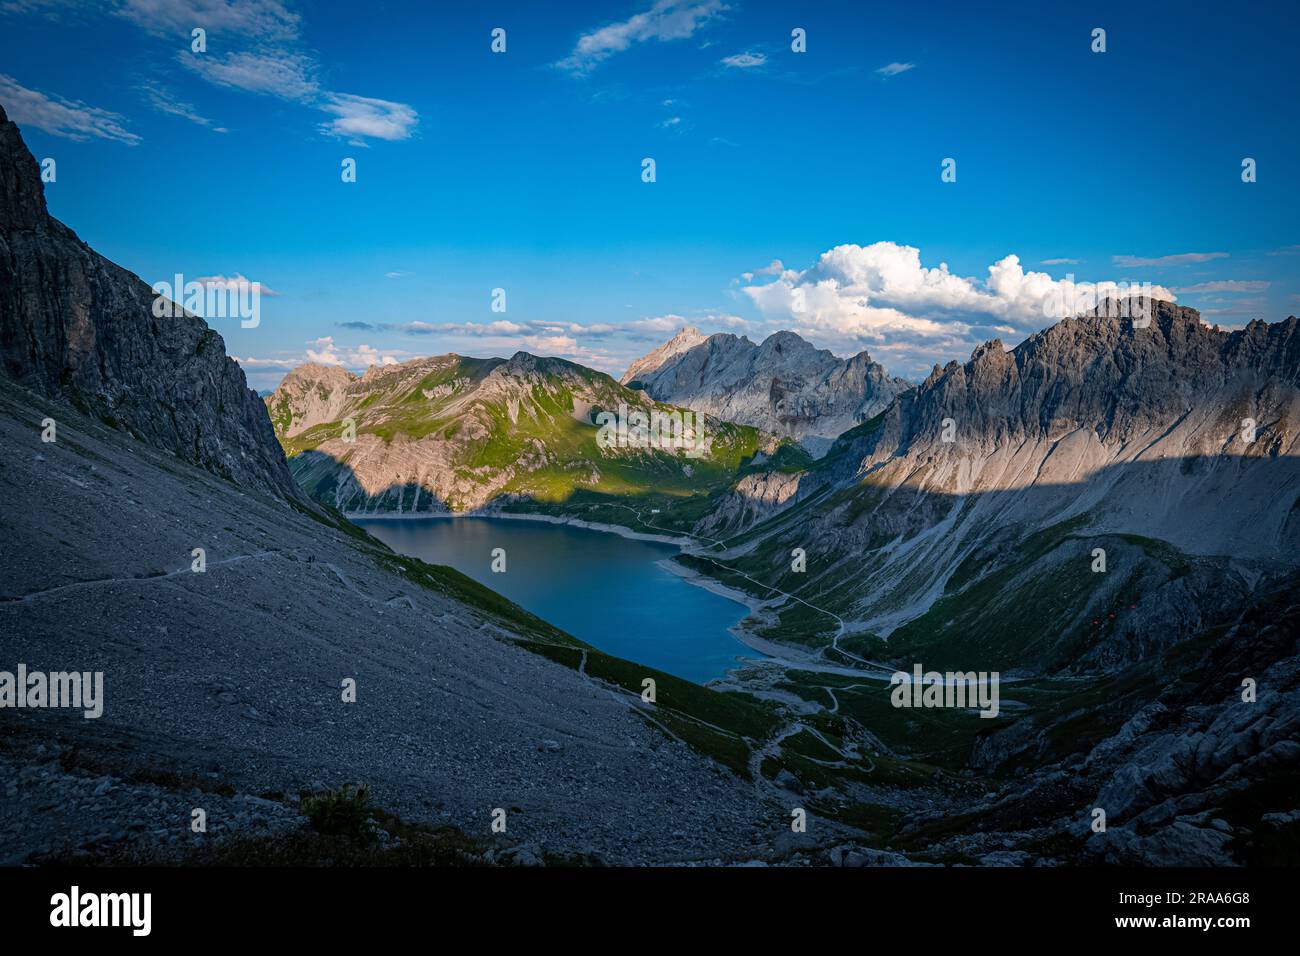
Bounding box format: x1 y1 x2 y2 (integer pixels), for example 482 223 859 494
621 325 706 386
0 103 300 499
622 328 910 457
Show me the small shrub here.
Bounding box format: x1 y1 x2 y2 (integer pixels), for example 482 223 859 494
301 784 375 841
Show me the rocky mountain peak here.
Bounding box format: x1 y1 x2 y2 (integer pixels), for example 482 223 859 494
284 363 358 387
839 300 1300 467
622 325 910 455
0 103 47 231
620 326 707 385
0 105 302 499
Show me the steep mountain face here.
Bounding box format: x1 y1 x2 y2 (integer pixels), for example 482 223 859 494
621 325 707 384
0 104 299 499
267 351 769 513
622 328 910 457
687 301 1300 673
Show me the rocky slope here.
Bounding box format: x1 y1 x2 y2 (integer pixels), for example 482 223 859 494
0 103 298 499
641 300 1300 864
267 352 769 513
0 376 776 865
622 328 910 457
689 301 1300 659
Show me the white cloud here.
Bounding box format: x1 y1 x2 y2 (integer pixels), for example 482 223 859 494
235 355 298 369
611 314 747 337
305 336 398 369
395 321 529 337
194 273 281 296
0 73 140 144
318 93 418 143
1040 257 1079 265
1172 280 1270 293
741 258 785 280
875 62 915 76
1113 252 1228 267
659 115 682 128
558 0 728 74
721 51 766 69
180 50 319 101
521 334 579 352
110 5 417 145
116 0 300 41
740 242 1176 376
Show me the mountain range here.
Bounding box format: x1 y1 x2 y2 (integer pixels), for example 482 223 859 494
3 94 1298 868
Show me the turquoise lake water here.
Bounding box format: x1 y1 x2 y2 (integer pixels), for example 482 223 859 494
354 515 757 683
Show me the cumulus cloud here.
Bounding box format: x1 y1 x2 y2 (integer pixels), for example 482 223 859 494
558 0 728 74
740 242 1175 376
0 73 139 144
740 259 784 280
305 336 398 369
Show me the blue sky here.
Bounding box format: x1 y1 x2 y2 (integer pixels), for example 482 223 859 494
2 0 1298 388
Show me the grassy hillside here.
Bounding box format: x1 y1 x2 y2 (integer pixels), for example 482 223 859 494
268 353 768 513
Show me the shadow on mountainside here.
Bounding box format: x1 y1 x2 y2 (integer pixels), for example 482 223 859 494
282 443 1300 672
